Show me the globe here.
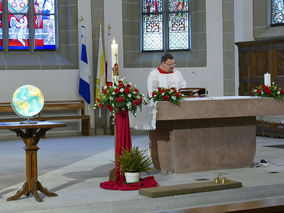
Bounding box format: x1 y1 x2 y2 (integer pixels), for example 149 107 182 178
11 85 44 119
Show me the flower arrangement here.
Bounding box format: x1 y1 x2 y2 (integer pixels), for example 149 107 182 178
151 87 184 104
94 79 147 115
252 83 284 99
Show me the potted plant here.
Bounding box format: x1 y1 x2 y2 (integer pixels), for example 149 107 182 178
117 146 153 183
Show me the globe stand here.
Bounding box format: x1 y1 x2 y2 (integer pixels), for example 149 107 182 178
20 118 37 124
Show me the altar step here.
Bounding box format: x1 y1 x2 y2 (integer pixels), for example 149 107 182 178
139 180 242 198
158 197 284 213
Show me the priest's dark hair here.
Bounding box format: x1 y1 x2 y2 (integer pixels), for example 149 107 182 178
161 53 174 63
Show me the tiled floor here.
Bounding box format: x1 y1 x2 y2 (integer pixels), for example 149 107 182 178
0 135 284 213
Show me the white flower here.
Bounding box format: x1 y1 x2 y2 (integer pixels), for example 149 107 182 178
127 102 131 107
162 93 165 96
120 88 124 92
104 86 107 89
112 104 115 107
277 91 280 94
112 92 115 95
128 94 131 97
261 91 264 94
172 96 176 100
110 97 113 100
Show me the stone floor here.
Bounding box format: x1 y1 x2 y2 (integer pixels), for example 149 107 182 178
0 134 284 213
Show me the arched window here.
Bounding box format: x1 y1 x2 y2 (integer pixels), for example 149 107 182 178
0 0 56 50
271 0 284 26
141 0 190 51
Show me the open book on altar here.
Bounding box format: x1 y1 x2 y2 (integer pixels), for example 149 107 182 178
179 87 206 97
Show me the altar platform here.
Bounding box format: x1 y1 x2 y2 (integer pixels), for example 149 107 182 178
0 135 284 212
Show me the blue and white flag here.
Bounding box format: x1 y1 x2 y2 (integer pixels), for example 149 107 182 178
79 26 91 104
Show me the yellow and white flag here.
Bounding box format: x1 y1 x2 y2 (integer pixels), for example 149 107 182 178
96 25 106 106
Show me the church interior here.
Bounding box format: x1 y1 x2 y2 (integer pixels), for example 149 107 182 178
1 0 284 212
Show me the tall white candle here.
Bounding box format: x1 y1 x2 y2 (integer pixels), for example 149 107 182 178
264 73 271 87
111 39 118 68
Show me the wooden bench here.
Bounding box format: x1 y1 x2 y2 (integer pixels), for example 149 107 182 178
0 100 90 136
159 197 284 213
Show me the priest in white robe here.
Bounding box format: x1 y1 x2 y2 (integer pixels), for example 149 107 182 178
147 53 187 97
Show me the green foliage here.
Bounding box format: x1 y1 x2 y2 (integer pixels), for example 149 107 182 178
117 146 153 173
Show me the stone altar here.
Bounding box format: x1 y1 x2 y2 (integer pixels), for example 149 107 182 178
150 96 284 173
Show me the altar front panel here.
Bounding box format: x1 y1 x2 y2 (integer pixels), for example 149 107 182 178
151 117 256 173
150 97 284 173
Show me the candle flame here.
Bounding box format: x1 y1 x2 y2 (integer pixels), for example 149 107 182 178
112 39 116 44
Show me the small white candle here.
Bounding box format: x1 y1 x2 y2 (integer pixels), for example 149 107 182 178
111 39 118 68
264 73 271 87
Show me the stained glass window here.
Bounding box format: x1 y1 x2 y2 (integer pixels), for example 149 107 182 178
34 0 56 50
0 0 56 50
142 0 190 51
0 0 2 50
8 0 29 49
271 0 284 25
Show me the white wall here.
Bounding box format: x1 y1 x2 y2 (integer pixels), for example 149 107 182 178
0 70 79 101
104 0 224 97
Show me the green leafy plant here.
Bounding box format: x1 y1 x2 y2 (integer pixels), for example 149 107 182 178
151 87 184 104
116 146 153 173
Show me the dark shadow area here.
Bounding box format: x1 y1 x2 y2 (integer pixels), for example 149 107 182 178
265 144 284 149
49 163 114 193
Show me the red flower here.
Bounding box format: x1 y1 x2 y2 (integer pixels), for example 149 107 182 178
262 85 268 90
167 89 170 92
160 89 166 94
158 87 161 91
103 90 107 95
106 105 113 112
139 97 143 103
107 82 113 87
115 88 120 94
281 89 284 94
134 100 139 106
163 95 169 101
257 89 261 94
265 89 271 95
119 83 124 88
152 91 156 97
127 84 132 88
96 98 100 102
175 92 180 97
125 87 130 94
99 103 103 108
134 88 139 93
117 97 123 103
